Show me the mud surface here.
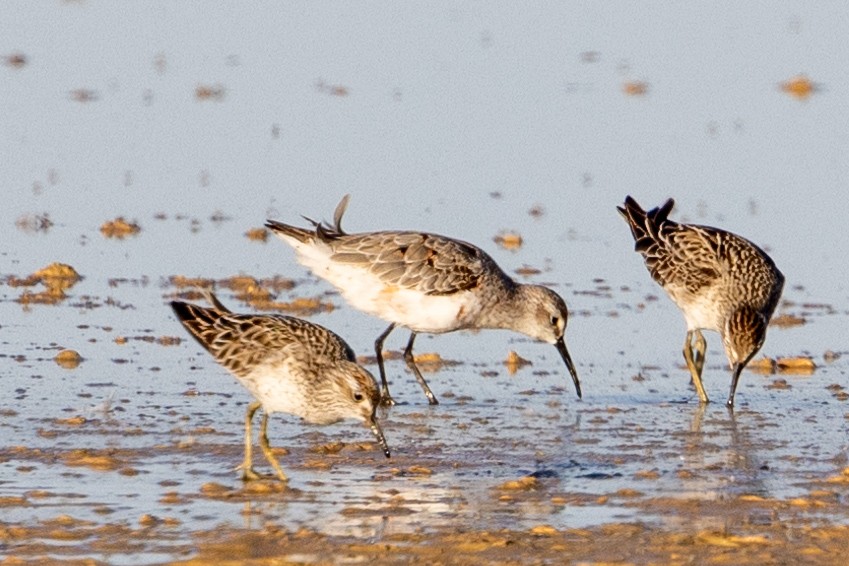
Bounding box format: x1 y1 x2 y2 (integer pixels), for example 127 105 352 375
3 2 849 564
2 273 847 564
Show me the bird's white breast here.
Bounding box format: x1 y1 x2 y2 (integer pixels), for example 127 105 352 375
239 360 316 419
285 236 478 333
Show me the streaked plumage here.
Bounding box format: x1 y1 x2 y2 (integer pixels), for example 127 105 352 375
171 292 390 481
266 195 581 406
618 196 784 407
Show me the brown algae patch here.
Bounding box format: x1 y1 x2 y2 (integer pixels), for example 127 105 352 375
15 212 53 233
771 313 806 327
748 355 817 375
3 51 27 68
54 349 82 369
493 231 523 251
245 227 269 242
411 352 461 373
504 350 532 374
622 79 649 96
777 356 817 375
100 217 141 239
168 274 330 314
8 262 81 305
195 84 226 101
164 521 849 565
780 74 819 100
62 449 125 472
496 476 539 491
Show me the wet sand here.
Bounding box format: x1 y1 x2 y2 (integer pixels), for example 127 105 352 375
4 3 849 563
3 441 849 565
2 341 848 564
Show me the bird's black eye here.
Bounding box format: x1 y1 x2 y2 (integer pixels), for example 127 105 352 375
550 315 560 327
354 392 364 402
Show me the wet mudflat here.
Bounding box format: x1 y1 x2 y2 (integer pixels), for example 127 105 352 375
4 2 849 564
1 265 847 564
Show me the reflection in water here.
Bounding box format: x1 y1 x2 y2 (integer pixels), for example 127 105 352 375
228 464 471 539
681 405 767 500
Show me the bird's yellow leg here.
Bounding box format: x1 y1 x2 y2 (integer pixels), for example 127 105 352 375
258 412 288 482
682 330 709 403
238 401 263 481
693 329 707 377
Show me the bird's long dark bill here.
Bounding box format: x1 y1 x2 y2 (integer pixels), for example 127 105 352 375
555 337 582 399
726 363 744 408
370 418 391 458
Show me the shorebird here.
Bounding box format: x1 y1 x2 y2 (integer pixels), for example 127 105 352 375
171 292 390 481
618 196 784 407
266 195 581 406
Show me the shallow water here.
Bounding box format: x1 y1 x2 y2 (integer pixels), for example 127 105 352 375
2 2 849 564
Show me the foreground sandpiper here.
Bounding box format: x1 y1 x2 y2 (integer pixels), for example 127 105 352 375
618 196 784 407
171 292 390 481
266 195 581 406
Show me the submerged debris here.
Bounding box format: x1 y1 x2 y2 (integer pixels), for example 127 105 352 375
195 84 226 101
3 52 27 68
15 212 53 233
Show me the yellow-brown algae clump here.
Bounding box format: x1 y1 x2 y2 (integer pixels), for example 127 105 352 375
257 296 335 315
4 52 27 68
224 277 272 305
243 481 285 495
54 416 86 426
514 265 542 277
170 276 214 289
70 88 99 102
316 80 349 97
622 80 649 96
776 356 816 375
747 357 776 375
195 84 226 101
413 352 445 373
55 349 82 369
497 477 539 491
245 227 269 242
504 350 532 375
766 378 791 390
62 450 121 471
199 483 230 497
770 314 806 327
530 525 559 536
100 217 141 239
14 263 81 305
35 263 81 289
780 75 818 100
493 231 523 251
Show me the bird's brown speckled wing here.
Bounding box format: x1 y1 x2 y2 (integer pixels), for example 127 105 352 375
171 301 355 378
619 197 722 294
267 195 506 295
327 231 497 295
645 224 727 294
